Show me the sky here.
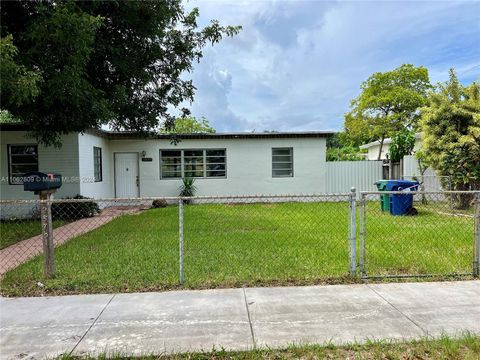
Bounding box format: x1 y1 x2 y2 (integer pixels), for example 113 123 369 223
183 0 480 133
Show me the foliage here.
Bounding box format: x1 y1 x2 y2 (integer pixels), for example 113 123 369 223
345 64 431 160
0 110 19 123
388 129 416 162
0 35 41 108
179 177 197 198
52 195 100 221
419 69 480 206
0 1 240 146
161 116 215 134
326 133 365 161
151 199 168 209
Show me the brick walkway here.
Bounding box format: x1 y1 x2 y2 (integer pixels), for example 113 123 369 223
0 207 144 275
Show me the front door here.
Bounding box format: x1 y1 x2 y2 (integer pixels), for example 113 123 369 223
114 153 139 198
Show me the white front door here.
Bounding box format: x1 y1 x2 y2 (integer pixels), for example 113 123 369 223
114 153 139 198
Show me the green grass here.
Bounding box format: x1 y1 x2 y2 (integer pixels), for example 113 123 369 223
363 200 473 276
55 333 480 360
0 201 474 296
0 219 66 249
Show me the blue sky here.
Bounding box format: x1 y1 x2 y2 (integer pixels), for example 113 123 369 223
185 0 480 132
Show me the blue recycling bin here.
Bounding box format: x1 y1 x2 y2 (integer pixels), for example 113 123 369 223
385 180 419 216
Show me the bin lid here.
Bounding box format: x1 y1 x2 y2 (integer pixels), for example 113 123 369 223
385 180 419 191
374 180 389 190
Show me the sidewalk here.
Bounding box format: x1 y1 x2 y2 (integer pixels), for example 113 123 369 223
1 281 479 359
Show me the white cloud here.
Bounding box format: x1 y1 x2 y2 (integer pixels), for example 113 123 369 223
185 0 480 132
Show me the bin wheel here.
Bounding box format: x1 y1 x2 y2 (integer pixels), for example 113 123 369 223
406 207 418 216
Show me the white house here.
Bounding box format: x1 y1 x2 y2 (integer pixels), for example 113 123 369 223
359 133 423 161
1 124 338 200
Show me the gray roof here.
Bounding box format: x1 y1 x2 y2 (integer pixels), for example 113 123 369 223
1 124 335 140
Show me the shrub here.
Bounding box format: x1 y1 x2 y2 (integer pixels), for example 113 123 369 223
52 195 100 221
152 199 168 208
179 177 197 204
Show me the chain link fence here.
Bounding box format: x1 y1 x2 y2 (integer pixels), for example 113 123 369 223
0 190 479 295
0 194 353 295
359 191 480 279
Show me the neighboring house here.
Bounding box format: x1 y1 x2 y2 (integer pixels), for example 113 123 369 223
1 124 336 200
359 133 422 161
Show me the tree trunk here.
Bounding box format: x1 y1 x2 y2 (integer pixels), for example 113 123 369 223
377 134 385 161
454 183 473 210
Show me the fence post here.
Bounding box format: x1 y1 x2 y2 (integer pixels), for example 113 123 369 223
40 191 55 278
474 192 480 277
359 193 367 277
179 198 185 285
348 188 357 276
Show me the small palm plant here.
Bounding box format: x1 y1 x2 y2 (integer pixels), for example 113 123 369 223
179 177 197 204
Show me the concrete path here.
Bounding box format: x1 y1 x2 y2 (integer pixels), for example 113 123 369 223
1 281 479 359
0 206 144 275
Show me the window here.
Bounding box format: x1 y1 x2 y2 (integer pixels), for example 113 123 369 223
160 150 182 178
272 147 293 177
206 149 226 177
93 147 102 182
8 144 39 184
160 149 226 179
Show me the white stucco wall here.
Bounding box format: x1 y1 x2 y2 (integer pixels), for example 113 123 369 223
108 137 328 197
1 131 329 199
78 133 113 198
0 131 80 200
364 137 423 160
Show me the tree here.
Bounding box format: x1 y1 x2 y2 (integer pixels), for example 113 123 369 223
345 64 431 160
420 69 480 208
0 35 41 107
388 128 416 162
0 1 240 146
326 132 365 161
0 110 19 123
161 116 215 134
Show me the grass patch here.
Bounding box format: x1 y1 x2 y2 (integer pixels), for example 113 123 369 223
0 219 66 249
55 333 480 359
0 200 474 296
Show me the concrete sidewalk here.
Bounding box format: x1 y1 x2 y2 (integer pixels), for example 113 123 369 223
1 281 479 359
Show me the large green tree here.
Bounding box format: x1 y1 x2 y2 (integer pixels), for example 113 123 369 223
326 132 365 161
0 1 240 146
420 70 480 207
345 64 431 160
0 35 41 107
160 116 215 134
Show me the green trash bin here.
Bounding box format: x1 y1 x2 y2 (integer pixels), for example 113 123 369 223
375 180 390 212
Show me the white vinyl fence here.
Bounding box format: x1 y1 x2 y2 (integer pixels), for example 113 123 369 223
325 161 383 193
403 155 448 191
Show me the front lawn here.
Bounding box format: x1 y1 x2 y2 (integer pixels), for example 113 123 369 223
0 219 66 249
0 200 473 296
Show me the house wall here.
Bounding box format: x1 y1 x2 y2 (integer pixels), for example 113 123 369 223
0 131 81 200
364 137 422 161
108 137 328 197
78 132 113 198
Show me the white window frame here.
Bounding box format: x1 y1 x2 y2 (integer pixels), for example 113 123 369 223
272 147 293 178
160 149 227 179
93 146 102 182
7 144 39 185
